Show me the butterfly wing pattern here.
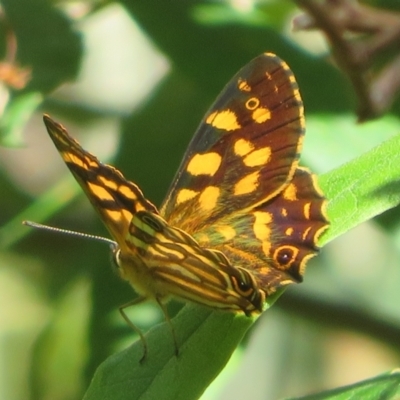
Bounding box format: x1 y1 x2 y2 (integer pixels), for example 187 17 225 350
42 53 328 331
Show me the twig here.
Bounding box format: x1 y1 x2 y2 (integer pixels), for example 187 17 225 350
293 0 400 121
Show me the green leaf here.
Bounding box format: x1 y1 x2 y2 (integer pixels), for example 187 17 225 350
320 132 400 244
287 369 400 399
31 279 91 400
0 92 42 146
83 304 254 400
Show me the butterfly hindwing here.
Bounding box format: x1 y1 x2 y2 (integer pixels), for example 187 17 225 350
201 167 328 295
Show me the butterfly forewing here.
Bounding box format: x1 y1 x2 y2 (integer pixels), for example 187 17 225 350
161 53 304 234
43 115 158 249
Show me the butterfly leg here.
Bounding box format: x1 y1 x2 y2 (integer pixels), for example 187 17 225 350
119 295 148 363
156 297 179 357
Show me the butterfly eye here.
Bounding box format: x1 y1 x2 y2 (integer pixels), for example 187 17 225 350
237 279 252 293
231 269 255 297
230 268 264 313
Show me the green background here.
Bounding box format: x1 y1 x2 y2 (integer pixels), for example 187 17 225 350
0 1 400 399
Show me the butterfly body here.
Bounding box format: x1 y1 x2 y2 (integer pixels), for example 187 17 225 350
41 53 328 346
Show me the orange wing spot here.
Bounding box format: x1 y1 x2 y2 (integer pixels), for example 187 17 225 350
206 110 241 131
98 175 118 191
176 188 199 205
283 183 298 201
299 114 305 129
234 171 260 195
64 152 86 169
304 202 311 220
135 202 148 212
104 209 127 224
234 138 254 157
262 242 271 260
252 107 271 123
216 225 236 241
309 172 325 196
253 211 272 256
297 135 305 155
122 208 134 222
253 211 272 239
281 208 288 217
243 146 271 167
285 227 294 236
293 87 302 101
86 157 99 168
281 61 291 71
299 253 315 275
87 182 114 202
187 152 222 176
117 185 137 200
245 97 260 110
238 79 251 92
199 186 220 211
104 209 119 222
314 222 329 244
302 227 312 241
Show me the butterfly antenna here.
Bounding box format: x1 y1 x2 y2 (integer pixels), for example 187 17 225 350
23 220 117 247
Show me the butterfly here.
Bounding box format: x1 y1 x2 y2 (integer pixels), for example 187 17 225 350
38 53 328 361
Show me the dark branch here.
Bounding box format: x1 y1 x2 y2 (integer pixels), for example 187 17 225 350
293 0 400 121
277 291 400 352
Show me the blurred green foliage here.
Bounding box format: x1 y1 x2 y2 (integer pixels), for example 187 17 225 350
0 1 400 400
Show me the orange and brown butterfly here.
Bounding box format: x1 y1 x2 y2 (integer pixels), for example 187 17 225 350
38 52 328 359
